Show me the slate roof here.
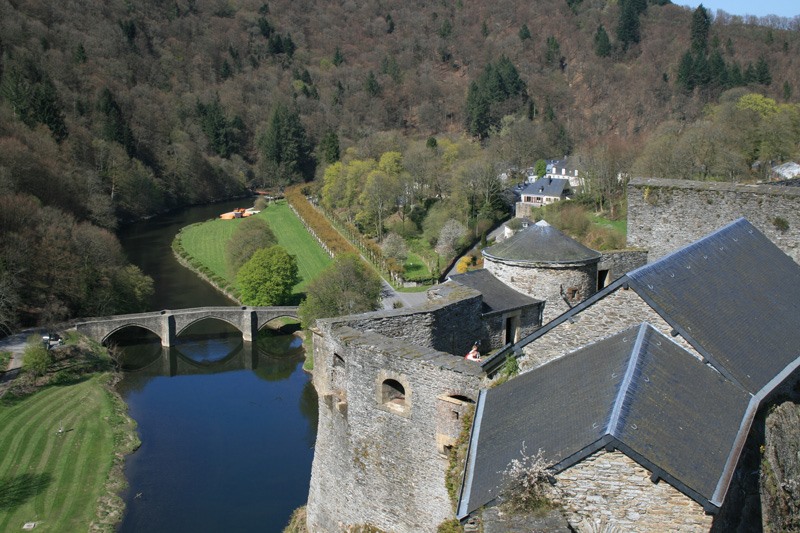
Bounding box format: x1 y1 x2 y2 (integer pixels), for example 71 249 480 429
448 269 542 315
462 217 800 519
458 323 755 518
482 220 601 265
626 218 800 397
520 177 571 198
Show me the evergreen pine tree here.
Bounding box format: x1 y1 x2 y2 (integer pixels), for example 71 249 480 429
755 56 772 86
332 47 344 66
594 25 611 57
616 0 641 50
319 130 340 164
365 71 381 97
677 50 695 92
743 62 756 84
518 24 531 41
708 49 728 89
690 5 711 54
260 103 315 184
728 61 743 87
693 52 710 87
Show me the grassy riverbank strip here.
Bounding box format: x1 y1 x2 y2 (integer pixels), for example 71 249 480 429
0 366 139 532
174 200 332 300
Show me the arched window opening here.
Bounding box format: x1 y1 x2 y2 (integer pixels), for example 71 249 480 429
382 379 406 406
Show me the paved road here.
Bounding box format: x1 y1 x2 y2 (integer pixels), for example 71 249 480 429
0 330 41 396
380 280 429 310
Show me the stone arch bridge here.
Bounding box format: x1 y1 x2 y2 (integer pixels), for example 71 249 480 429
75 306 299 347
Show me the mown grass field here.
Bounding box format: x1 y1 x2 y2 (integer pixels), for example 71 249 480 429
179 200 332 297
0 376 117 532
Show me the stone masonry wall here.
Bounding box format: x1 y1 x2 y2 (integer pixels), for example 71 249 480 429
483 305 542 350
484 257 598 323
628 178 800 263
333 282 484 357
306 325 483 533
519 287 702 372
598 249 648 287
555 450 713 532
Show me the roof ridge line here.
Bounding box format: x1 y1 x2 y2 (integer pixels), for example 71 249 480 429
605 323 648 436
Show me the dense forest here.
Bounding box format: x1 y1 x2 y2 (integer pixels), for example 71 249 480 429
0 0 798 329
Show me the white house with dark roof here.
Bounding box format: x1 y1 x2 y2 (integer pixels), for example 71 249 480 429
546 158 583 189
516 176 573 218
460 218 800 531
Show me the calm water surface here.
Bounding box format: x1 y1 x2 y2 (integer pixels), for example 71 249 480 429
115 200 318 532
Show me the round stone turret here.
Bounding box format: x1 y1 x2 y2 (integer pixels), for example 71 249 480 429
482 220 601 321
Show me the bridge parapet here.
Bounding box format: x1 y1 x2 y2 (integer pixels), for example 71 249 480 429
75 306 299 346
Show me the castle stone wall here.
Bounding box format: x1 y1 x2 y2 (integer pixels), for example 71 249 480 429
484 257 598 323
628 178 800 263
327 282 484 358
306 325 483 533
519 287 702 372
598 249 648 287
482 304 542 350
555 450 713 532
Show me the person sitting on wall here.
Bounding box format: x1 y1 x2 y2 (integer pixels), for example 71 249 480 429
465 344 481 362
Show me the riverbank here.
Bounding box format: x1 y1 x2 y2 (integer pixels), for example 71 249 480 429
0 335 139 532
172 200 332 305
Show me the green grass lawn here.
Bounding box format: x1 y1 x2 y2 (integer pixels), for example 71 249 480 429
402 252 432 281
589 214 627 236
0 376 118 532
179 200 332 298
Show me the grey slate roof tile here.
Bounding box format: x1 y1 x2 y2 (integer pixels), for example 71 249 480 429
448 269 541 314
459 324 753 517
627 218 800 396
483 220 601 264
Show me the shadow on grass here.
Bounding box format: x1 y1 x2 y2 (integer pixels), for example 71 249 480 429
0 472 53 511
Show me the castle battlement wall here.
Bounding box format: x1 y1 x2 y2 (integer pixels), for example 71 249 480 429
628 178 800 263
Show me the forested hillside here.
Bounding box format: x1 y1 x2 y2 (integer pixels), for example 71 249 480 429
0 0 798 329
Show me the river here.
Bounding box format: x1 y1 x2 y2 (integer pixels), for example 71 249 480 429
114 199 318 532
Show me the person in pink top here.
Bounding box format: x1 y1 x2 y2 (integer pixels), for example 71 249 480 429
465 344 481 362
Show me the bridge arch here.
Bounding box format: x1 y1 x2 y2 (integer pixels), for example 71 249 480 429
175 316 243 339
102 323 162 346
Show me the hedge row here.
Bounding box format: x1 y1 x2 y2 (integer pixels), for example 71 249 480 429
284 186 359 258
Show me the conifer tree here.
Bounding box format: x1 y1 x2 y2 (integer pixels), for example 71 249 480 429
260 103 315 184
616 0 641 50
677 50 695 92
594 25 611 57
690 5 711 54
755 56 772 86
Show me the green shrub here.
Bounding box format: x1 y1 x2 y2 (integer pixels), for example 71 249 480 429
437 519 464 533
23 339 52 377
773 217 789 232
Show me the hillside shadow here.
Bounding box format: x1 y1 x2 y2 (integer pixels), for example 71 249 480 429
0 472 53 511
